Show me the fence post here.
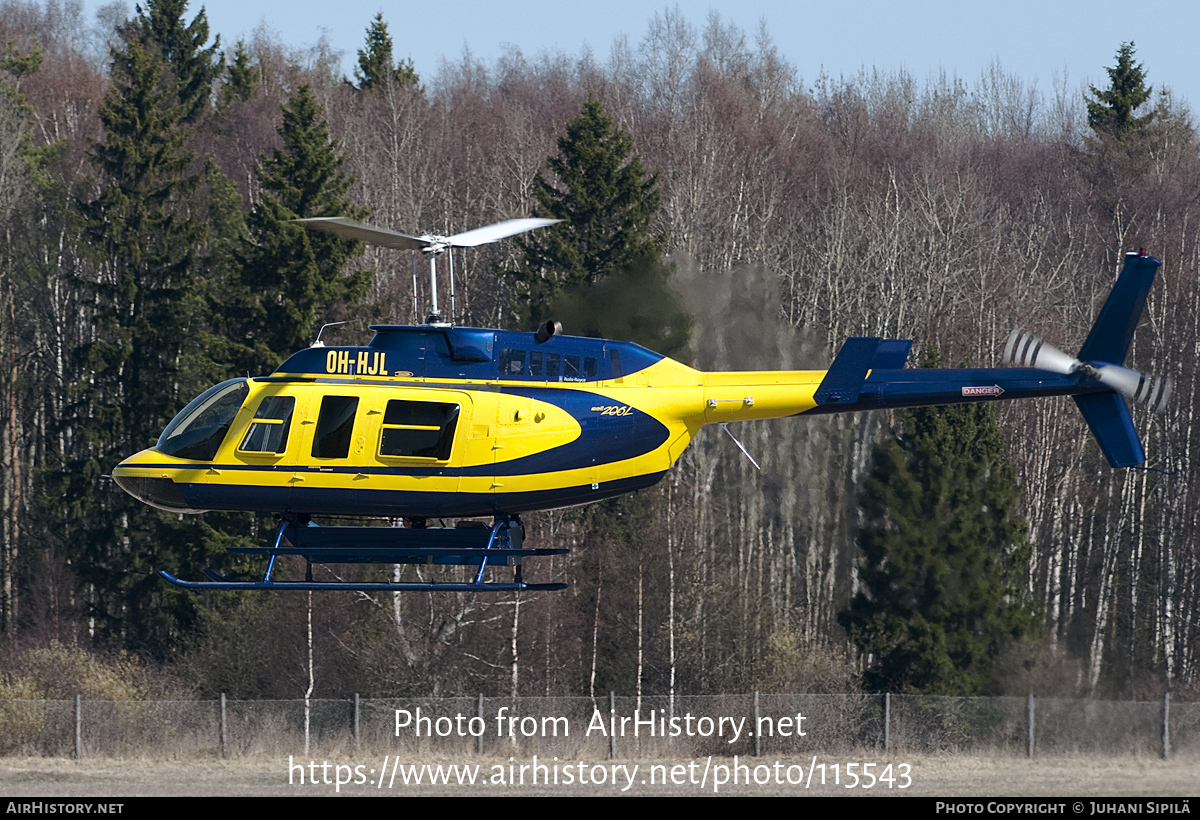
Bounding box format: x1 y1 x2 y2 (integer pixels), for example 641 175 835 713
74 695 82 761
1161 692 1170 760
1026 693 1035 758
220 693 228 759
884 693 890 754
753 691 761 757
609 692 616 760
477 694 484 755
353 694 360 753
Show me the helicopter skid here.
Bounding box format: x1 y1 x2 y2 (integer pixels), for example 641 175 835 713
161 515 567 592
158 570 565 592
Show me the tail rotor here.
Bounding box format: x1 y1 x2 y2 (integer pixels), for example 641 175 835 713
1004 328 1171 414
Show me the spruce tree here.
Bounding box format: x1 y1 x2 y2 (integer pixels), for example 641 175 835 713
354 14 418 91
838 389 1041 695
230 85 371 374
512 94 688 355
1 38 42 78
221 40 256 106
1086 42 1154 141
129 0 222 123
1078 43 1172 251
61 0 227 654
518 95 661 296
82 2 217 462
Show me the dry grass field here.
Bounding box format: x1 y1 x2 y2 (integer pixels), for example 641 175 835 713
1 753 1196 797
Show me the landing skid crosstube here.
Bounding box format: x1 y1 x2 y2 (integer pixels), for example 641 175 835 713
159 515 567 592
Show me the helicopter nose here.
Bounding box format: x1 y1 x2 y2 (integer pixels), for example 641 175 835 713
112 451 205 513
112 472 191 511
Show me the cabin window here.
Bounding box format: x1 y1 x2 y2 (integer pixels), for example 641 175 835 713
499 349 526 376
239 395 295 454
609 350 622 378
157 378 249 461
563 355 581 380
529 351 543 378
379 401 460 460
312 395 359 458
583 356 598 380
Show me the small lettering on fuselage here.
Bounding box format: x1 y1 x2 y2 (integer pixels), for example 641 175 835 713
325 350 388 376
592 405 633 416
961 385 1004 397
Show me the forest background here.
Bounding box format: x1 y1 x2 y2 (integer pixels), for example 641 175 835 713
0 0 1196 705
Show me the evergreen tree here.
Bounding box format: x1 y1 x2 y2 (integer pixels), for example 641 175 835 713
58 0 228 654
83 7 215 458
230 85 371 374
221 40 256 106
515 98 691 684
1078 42 1175 246
512 94 688 355
518 95 661 298
1 38 43 79
354 13 418 91
1086 42 1154 141
126 0 222 123
838 385 1041 695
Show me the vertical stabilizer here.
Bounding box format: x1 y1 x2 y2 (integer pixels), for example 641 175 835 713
1077 253 1160 366
1073 252 1162 467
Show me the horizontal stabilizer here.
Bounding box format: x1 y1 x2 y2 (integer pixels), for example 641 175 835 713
871 339 913 370
815 337 881 406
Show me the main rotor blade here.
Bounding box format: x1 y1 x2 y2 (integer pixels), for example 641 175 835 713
446 218 561 247
291 217 429 251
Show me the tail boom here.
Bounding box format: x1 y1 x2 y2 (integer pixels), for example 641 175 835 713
799 252 1164 467
806 365 1103 416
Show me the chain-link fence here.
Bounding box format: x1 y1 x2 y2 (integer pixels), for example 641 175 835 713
0 693 1195 759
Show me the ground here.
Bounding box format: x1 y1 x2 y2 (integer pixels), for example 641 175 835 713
0 754 1196 796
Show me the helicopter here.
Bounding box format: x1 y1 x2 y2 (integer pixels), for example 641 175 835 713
112 215 1170 593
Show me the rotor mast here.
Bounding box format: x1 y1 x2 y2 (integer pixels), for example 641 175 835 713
424 241 446 324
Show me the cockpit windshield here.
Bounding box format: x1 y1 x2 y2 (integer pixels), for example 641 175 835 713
157 379 249 461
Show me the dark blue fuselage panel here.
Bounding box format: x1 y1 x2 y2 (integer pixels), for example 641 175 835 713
806 367 1098 415
176 472 667 518
273 326 664 382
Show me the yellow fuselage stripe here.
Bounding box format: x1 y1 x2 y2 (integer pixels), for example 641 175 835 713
114 358 826 503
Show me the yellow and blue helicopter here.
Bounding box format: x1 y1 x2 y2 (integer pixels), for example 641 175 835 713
112 216 1170 592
